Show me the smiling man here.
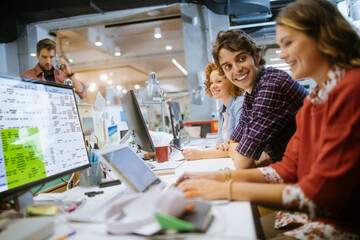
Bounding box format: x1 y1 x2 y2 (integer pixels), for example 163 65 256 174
212 29 308 169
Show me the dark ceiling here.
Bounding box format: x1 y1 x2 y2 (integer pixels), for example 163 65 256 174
1 0 298 43
1 0 181 43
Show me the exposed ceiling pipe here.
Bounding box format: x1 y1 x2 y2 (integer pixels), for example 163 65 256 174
90 0 105 14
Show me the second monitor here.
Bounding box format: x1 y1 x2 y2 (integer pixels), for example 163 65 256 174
120 90 155 153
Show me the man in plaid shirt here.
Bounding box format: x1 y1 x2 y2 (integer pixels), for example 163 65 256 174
212 29 308 169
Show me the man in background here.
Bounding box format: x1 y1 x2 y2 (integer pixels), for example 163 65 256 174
21 38 87 99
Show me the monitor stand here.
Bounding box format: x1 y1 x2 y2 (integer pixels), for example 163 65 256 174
172 135 182 149
14 191 33 211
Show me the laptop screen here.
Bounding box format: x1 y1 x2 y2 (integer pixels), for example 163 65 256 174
101 147 161 192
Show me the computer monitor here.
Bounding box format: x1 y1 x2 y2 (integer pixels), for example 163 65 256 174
168 101 183 148
120 90 155 153
0 74 90 201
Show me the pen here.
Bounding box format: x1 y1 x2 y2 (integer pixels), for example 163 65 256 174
172 145 182 151
55 230 76 240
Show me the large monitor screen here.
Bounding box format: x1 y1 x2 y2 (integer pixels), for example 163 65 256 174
121 90 155 153
0 74 90 198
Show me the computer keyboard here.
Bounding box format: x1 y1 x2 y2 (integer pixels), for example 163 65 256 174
66 187 128 222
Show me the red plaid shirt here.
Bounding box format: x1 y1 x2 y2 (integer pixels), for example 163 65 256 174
230 67 307 162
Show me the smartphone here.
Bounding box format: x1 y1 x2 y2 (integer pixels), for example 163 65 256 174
55 55 61 69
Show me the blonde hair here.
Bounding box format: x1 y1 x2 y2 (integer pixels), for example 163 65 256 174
276 0 360 69
203 61 243 97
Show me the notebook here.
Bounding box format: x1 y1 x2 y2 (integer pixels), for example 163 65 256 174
96 145 166 192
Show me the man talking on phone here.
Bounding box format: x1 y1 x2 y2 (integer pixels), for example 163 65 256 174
21 38 87 99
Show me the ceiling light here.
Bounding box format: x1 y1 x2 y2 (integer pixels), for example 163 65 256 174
95 36 103 46
90 82 96 87
134 84 140 90
266 63 289 68
154 27 162 39
106 80 113 85
100 74 108 81
30 53 36 57
165 45 172 50
122 89 127 94
147 10 160 16
116 85 122 90
114 47 121 56
172 59 188 76
68 58 73 63
270 58 281 62
278 66 290 71
89 85 97 92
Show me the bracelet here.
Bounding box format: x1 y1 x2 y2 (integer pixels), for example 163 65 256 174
224 167 232 182
227 179 233 201
75 82 86 95
67 72 75 78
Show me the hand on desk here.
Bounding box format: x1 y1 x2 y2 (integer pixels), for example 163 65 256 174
216 141 229 151
182 149 202 160
177 178 228 200
175 171 224 185
228 141 239 159
182 148 230 160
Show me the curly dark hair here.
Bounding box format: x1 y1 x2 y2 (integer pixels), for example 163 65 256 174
212 29 266 76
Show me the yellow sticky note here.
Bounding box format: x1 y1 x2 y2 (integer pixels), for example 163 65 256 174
26 206 59 216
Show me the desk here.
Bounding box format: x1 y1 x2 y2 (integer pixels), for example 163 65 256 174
46 158 257 240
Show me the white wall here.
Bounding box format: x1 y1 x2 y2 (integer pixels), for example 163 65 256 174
0 41 20 76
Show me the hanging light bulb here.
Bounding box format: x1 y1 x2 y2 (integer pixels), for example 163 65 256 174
114 46 121 56
95 36 103 46
154 27 162 39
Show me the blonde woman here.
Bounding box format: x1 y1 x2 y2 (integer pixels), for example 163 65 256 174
182 62 244 160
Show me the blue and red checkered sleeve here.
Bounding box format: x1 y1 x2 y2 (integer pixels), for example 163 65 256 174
236 75 296 160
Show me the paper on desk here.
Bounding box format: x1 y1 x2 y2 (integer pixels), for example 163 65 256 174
123 186 161 220
122 186 162 235
33 192 67 201
94 91 105 112
149 131 173 147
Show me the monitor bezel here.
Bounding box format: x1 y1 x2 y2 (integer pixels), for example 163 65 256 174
120 89 155 153
168 100 182 139
0 74 90 198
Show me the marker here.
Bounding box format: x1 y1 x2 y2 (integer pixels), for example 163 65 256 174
55 55 61 69
172 145 182 151
55 231 76 240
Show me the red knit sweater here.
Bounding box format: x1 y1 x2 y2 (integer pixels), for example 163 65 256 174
271 68 360 234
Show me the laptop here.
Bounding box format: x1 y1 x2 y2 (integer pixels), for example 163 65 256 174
67 145 168 222
96 145 167 192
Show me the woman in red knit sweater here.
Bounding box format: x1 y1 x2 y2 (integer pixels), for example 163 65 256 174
176 0 360 239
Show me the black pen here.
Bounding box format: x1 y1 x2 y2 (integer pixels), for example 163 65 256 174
172 145 182 151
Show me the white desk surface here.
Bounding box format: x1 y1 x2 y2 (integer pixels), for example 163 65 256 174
45 157 256 240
